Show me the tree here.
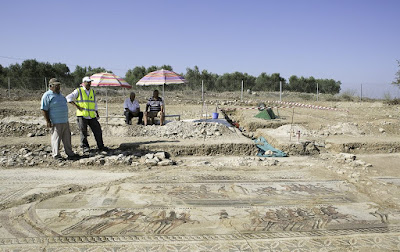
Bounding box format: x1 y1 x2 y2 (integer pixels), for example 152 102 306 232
146 65 158 73
125 66 147 85
0 64 5 88
270 73 286 91
214 71 256 92
393 60 400 85
159 64 173 71
70 66 110 87
184 66 202 90
317 79 341 94
71 66 87 86
201 69 218 91
254 72 269 91
86 66 110 76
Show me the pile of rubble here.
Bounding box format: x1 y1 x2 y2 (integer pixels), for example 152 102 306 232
112 121 237 139
77 150 176 168
323 153 373 183
0 144 176 168
0 122 50 137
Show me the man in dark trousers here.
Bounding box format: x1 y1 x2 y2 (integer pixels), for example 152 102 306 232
123 92 143 125
66 76 108 153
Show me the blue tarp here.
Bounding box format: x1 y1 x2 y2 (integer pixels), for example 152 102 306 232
254 137 288 157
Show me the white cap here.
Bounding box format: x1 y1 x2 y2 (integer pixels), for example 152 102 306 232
82 76 94 82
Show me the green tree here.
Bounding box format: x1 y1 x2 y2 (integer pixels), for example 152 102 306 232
71 66 87 86
316 79 341 94
159 64 173 71
201 69 218 91
214 72 255 92
184 66 202 90
288 75 318 93
86 66 110 76
254 72 270 91
255 72 287 91
125 66 147 85
146 65 158 73
0 64 5 88
70 66 110 87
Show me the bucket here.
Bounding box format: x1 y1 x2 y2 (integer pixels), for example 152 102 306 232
212 112 219 119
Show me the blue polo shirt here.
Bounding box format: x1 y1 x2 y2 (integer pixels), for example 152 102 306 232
40 90 69 124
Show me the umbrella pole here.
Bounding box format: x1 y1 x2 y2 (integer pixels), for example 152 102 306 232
163 84 165 113
163 84 165 100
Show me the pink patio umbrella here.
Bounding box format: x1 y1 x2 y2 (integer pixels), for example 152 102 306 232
90 72 132 88
87 72 132 123
136 69 187 98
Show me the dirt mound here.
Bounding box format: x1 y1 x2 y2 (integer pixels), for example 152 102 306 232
323 122 363 136
104 121 237 140
268 124 311 138
0 121 50 137
0 108 41 118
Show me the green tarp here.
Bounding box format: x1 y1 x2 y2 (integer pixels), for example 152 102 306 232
254 107 276 120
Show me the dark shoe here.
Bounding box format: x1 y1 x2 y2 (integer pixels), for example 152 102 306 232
53 155 64 162
67 154 81 160
82 147 90 154
98 147 110 153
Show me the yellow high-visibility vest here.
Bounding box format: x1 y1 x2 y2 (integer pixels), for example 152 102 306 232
75 87 96 118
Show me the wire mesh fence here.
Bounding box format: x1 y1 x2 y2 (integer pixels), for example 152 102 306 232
1 76 399 101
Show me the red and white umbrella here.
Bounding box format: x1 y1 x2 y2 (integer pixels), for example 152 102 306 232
90 72 132 88
136 69 186 98
136 69 186 86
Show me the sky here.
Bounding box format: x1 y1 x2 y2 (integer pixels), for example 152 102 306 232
1 0 400 98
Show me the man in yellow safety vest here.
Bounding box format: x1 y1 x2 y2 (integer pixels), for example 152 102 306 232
66 76 107 153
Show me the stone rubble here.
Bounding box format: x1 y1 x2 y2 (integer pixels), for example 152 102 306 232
0 144 176 168
322 153 374 183
120 121 234 139
0 121 50 137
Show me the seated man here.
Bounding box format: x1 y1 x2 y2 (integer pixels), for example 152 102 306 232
124 92 143 125
144 90 165 126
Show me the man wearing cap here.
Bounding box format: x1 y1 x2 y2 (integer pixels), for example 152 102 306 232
41 78 79 161
66 77 107 153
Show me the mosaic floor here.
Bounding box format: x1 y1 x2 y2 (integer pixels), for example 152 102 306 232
1 160 400 251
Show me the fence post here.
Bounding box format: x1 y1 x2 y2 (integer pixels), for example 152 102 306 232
44 77 48 91
201 80 204 119
241 80 243 102
201 80 204 103
360 83 363 102
316 82 319 101
8 77 11 98
280 81 282 102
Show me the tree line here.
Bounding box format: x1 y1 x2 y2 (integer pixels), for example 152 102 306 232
0 59 342 94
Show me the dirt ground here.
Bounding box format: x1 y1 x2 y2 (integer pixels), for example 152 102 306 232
0 89 400 251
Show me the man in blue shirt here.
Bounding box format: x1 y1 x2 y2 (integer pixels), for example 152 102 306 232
41 78 79 161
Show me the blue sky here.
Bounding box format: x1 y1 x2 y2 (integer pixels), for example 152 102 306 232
1 0 399 98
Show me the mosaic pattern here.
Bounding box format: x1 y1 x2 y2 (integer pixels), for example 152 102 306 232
1 170 400 250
